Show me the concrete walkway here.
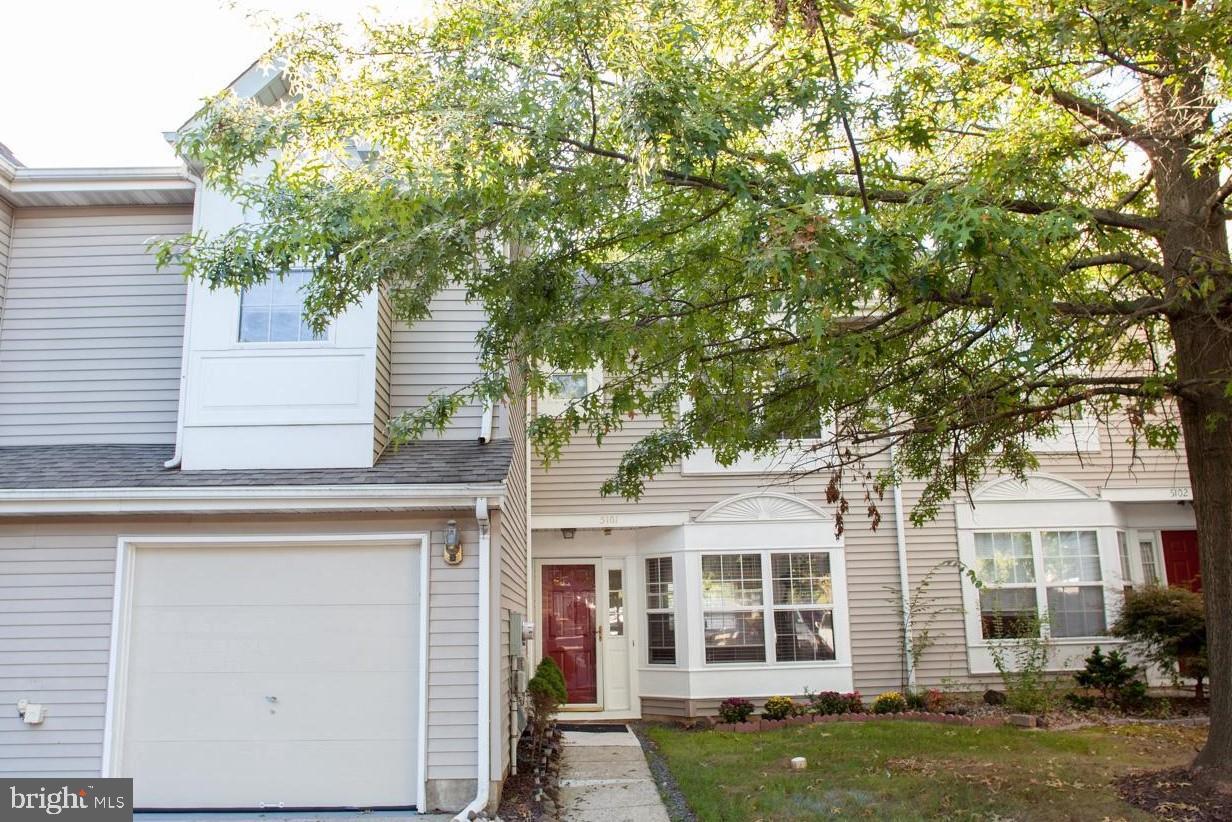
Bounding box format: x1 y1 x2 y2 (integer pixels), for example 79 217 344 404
557 728 671 822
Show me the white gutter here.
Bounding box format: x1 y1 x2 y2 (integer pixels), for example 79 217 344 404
478 402 494 444
888 440 916 690
0 483 505 516
455 497 492 821
165 171 204 469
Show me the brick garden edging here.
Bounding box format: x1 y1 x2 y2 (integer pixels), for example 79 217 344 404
712 712 1007 732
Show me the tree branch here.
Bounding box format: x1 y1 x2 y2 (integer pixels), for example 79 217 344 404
1067 252 1164 276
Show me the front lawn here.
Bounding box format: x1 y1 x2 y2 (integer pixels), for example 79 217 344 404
644 720 1206 821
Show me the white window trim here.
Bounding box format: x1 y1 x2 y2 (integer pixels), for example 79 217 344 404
644 555 678 667
1026 415 1100 454
678 397 836 476
697 547 847 669
959 526 1127 673
235 268 334 346
969 528 1110 641
536 365 603 417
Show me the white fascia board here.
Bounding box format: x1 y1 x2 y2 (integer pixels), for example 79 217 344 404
1099 486 1193 502
531 511 690 530
0 483 506 516
0 165 195 207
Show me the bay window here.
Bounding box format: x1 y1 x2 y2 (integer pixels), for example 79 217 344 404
645 557 677 664
700 550 837 665
974 529 1108 640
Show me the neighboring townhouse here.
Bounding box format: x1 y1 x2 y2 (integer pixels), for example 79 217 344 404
0 61 1200 815
0 67 530 816
529 400 1197 720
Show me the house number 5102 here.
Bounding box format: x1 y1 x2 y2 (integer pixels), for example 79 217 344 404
599 515 619 526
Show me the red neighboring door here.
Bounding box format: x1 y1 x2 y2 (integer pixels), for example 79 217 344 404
542 564 598 704
1161 530 1202 591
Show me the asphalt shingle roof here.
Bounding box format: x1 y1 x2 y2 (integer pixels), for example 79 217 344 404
0 441 514 490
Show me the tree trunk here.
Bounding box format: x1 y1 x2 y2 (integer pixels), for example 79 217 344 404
1171 324 1232 772
1145 65 1232 773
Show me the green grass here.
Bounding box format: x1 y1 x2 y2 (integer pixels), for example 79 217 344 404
644 720 1205 821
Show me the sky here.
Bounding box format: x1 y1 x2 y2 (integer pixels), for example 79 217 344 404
0 0 419 168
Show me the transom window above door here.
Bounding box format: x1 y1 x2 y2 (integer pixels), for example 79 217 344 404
239 270 327 343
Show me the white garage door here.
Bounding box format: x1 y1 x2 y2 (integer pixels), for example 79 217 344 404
119 541 420 809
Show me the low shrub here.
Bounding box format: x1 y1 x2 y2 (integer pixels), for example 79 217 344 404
1074 646 1141 701
718 697 755 724
532 656 568 703
873 691 908 714
762 695 796 720
1114 587 1207 698
904 689 946 712
804 689 864 715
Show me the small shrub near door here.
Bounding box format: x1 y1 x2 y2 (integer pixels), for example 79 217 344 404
533 656 568 702
873 691 908 714
1113 586 1208 698
718 697 755 724
762 695 796 720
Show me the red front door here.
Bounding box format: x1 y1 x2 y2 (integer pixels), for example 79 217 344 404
542 564 598 704
1161 530 1202 591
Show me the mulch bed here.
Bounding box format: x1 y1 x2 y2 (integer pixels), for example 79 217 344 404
497 728 562 821
1118 767 1232 822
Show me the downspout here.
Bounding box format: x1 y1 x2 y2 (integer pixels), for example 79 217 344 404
454 497 492 821
478 401 493 444
163 170 203 469
888 439 916 691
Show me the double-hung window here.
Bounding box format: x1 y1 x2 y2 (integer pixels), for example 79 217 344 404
771 552 836 662
1042 531 1106 637
645 557 677 664
700 550 838 665
975 532 1038 639
238 270 326 343
702 554 765 663
975 529 1107 640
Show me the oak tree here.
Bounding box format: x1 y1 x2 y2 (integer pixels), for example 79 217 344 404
162 0 1232 773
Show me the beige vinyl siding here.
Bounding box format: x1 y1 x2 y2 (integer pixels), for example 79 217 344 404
495 371 529 775
0 512 479 785
1038 413 1190 492
531 413 834 518
0 200 12 317
0 207 191 445
391 285 489 440
374 288 393 460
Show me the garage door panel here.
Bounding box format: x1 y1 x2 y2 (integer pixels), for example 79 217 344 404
129 605 415 672
121 542 421 809
131 545 417 606
125 672 417 741
130 739 417 809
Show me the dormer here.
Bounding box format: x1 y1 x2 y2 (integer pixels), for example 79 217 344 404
177 63 387 470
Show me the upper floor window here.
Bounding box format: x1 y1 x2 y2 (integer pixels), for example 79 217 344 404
239 270 327 343
537 366 603 416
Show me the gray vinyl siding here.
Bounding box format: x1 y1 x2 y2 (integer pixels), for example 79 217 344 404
374 288 393 461
0 201 12 318
0 207 191 446
0 513 479 786
390 285 488 440
496 372 529 775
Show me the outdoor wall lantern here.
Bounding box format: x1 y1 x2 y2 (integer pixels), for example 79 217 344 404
444 519 463 565
561 528 576 539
